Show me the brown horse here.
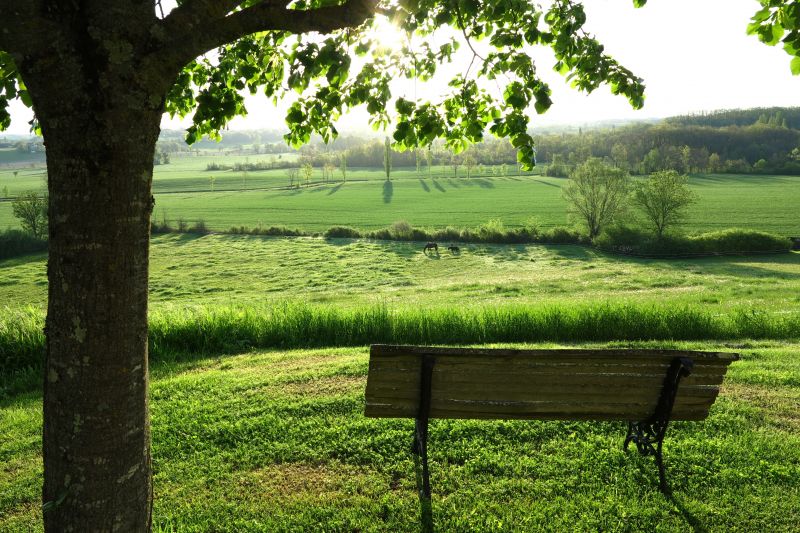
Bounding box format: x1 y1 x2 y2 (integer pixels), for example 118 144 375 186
423 242 438 254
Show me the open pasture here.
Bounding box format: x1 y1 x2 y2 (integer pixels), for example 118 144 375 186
3 340 800 531
2 163 799 235
2 234 799 315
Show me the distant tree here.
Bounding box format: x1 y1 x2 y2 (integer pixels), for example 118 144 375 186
12 191 48 238
13 170 18 178
633 170 696 238
451 153 461 178
324 162 337 183
301 163 313 188
611 143 629 170
340 153 348 182
464 154 476 179
426 146 433 179
286 168 299 188
708 153 722 173
791 147 800 161
563 158 630 240
680 145 691 173
209 175 215 192
384 137 392 181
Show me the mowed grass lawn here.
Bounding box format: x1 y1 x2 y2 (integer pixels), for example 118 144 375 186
2 234 800 314
2 171 800 235
3 340 800 531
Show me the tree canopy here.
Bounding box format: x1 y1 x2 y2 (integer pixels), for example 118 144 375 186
0 0 650 167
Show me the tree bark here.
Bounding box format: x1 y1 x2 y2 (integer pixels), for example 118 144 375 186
38 105 160 532
12 9 167 529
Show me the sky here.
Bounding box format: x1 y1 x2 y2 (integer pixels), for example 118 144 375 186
4 0 798 135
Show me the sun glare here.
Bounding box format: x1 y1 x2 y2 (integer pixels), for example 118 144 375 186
369 17 408 51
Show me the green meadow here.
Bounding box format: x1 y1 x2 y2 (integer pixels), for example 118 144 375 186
2 234 800 312
3 340 800 531
1 153 799 234
2 151 800 530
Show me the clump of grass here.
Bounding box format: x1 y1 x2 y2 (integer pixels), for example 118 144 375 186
5 303 799 395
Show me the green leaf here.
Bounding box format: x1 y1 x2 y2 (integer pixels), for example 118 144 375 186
791 56 800 75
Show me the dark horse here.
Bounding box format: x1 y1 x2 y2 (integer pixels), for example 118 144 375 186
447 245 460 254
423 242 438 254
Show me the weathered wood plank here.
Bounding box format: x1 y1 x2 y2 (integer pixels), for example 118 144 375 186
364 345 736 422
365 369 728 389
370 344 741 362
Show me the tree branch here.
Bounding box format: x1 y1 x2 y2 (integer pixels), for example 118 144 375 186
160 0 378 70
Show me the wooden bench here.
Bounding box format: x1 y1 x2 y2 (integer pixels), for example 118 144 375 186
364 344 739 499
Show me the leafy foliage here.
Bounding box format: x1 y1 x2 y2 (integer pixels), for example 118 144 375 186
562 158 630 239
11 191 48 239
160 0 647 169
632 170 696 238
747 0 800 75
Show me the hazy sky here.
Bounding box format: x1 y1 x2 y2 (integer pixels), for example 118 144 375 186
4 0 797 135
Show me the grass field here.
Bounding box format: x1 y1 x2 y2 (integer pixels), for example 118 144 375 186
1 156 799 235
3 340 800 531
2 234 800 313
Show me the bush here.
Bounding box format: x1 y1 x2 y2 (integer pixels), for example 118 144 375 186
389 220 413 239
189 219 210 234
324 226 362 239
0 229 48 259
596 227 792 256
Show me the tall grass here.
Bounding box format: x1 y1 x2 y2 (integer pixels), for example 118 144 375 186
3 302 799 395
0 229 48 259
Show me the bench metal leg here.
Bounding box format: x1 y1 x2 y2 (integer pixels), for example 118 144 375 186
412 354 436 501
413 417 431 499
624 357 694 494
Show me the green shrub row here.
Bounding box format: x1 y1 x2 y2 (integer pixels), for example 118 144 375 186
4 303 799 396
0 230 48 260
596 226 793 256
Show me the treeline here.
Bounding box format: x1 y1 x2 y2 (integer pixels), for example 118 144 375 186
297 138 520 168
537 122 800 177
664 107 800 129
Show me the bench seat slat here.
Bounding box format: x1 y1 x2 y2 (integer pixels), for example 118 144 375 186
364 345 738 422
364 402 712 421
366 369 729 388
370 344 740 362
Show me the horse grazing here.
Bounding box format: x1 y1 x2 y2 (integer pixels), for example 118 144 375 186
447 245 460 254
423 242 439 254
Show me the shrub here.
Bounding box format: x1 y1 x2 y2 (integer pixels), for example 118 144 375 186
389 220 413 239
0 230 48 259
324 226 362 239
189 219 210 234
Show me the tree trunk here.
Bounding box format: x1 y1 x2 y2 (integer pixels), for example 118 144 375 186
39 107 160 531
13 16 167 526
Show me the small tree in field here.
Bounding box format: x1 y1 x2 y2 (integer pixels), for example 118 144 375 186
301 163 313 187
340 153 348 182
563 158 630 240
633 170 696 238
384 136 392 181
12 191 48 238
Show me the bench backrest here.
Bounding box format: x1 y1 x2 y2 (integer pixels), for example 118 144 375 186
364 345 739 421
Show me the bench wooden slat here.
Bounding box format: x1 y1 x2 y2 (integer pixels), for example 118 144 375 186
366 369 729 388
370 344 740 362
364 345 738 422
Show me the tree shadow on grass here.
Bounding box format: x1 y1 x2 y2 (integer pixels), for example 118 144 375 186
431 179 446 193
383 180 394 204
533 179 562 188
327 183 344 196
419 179 431 193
